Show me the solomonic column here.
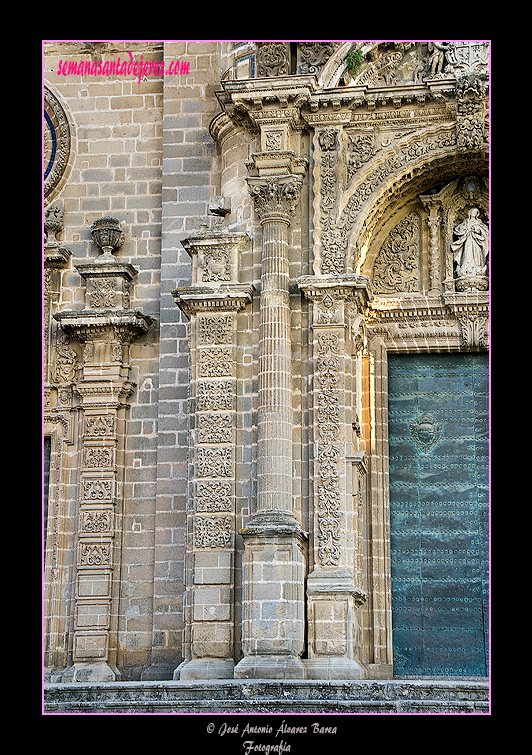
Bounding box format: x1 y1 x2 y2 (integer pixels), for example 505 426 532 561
234 174 307 679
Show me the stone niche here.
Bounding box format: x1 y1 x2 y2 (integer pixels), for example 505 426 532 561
367 175 488 297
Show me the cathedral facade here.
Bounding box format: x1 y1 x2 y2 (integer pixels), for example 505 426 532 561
43 41 489 710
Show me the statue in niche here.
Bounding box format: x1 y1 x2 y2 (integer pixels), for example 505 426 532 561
451 208 489 286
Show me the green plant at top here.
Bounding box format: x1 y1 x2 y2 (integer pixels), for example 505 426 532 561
346 48 363 76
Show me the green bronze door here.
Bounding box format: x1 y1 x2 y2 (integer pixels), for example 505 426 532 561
387 353 488 677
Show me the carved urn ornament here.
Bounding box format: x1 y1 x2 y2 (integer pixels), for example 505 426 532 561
90 216 125 260
44 204 64 246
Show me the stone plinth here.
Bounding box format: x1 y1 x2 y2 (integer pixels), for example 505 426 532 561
234 512 306 679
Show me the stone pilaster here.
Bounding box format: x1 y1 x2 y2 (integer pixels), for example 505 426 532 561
172 228 253 680
298 274 371 679
44 202 72 398
234 172 307 680
54 220 152 682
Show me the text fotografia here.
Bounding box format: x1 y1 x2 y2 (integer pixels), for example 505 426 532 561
207 720 338 753
56 51 189 84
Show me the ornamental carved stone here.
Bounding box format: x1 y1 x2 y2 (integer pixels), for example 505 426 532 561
455 75 488 152
315 331 342 567
90 217 125 261
296 42 337 75
194 516 232 549
196 481 233 512
256 42 291 77
44 203 64 245
373 213 421 294
44 87 71 199
197 315 234 345
197 414 233 444
451 207 489 290
247 176 302 225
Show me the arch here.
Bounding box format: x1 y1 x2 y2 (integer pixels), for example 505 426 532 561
318 41 381 89
339 124 488 275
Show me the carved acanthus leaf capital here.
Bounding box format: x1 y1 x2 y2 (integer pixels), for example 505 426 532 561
247 176 303 225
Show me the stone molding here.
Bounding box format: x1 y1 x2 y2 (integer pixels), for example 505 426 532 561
44 85 72 199
366 291 489 352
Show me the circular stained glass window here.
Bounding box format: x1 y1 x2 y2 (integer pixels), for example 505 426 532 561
44 87 71 198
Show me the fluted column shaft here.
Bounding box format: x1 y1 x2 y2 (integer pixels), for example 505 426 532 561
247 176 302 517
234 175 306 679
257 217 293 513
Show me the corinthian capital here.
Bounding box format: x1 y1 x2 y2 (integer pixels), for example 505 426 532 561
247 176 302 225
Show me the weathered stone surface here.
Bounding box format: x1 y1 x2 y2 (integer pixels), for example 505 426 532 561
44 679 489 713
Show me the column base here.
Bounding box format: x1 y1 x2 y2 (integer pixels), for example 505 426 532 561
61 662 118 683
304 657 365 680
176 659 235 681
234 654 306 680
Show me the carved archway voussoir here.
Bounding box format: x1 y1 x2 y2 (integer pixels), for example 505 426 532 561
318 41 379 89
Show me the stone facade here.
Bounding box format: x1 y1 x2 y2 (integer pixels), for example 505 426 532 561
43 41 489 691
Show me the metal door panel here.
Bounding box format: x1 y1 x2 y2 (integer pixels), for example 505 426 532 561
388 353 488 677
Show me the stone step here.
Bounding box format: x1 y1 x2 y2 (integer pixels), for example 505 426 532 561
44 678 489 714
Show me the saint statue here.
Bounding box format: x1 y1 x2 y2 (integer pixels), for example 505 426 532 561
451 208 489 279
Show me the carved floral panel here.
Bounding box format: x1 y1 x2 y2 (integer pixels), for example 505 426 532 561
373 212 421 294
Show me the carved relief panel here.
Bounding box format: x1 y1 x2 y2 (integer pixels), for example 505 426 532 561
372 212 421 294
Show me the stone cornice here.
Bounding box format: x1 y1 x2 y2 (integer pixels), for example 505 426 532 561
216 75 317 118
307 568 367 606
44 245 71 268
172 284 255 317
245 151 308 178
365 292 489 350
74 379 136 407
214 74 469 138
54 309 153 341
298 274 373 306
75 261 138 281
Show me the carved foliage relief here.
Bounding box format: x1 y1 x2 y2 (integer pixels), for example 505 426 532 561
256 42 290 77
373 212 421 294
315 331 342 566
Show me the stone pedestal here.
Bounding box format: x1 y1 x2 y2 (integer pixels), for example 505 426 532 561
234 512 306 679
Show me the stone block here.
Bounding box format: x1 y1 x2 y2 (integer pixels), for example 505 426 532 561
191 622 233 658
